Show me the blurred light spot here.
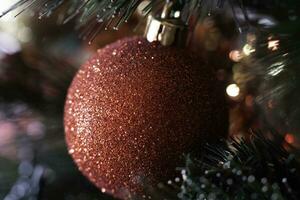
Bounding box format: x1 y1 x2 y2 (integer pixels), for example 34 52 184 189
174 11 181 18
226 84 240 98
26 120 45 138
68 149 75 154
0 0 19 21
14 183 27 197
17 26 32 43
19 161 33 177
268 62 284 76
285 134 295 144
243 44 255 56
229 50 242 62
0 32 21 54
258 18 276 26
0 121 17 145
268 39 280 51
247 175 255 183
282 177 287 183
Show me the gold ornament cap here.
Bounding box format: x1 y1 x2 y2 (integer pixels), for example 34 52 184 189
144 1 188 47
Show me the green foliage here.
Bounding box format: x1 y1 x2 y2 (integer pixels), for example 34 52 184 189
180 135 299 199
1 0 145 28
153 132 300 200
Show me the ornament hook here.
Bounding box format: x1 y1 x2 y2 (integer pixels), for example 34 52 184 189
144 0 188 47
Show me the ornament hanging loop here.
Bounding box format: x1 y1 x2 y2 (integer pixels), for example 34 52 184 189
144 0 188 47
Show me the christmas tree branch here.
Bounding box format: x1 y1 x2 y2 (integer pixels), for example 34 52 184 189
151 130 300 200
2 0 299 31
0 0 252 36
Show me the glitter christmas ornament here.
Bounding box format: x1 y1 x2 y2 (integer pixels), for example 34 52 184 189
63 3 229 198
64 36 228 199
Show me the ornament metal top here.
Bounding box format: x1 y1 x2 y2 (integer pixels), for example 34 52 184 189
144 1 188 47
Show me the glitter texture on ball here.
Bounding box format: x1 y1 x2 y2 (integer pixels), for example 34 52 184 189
64 37 228 199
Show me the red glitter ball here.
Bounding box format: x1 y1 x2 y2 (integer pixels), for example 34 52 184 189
64 37 228 199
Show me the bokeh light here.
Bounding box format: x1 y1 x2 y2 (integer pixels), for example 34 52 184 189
226 84 240 98
285 134 295 144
